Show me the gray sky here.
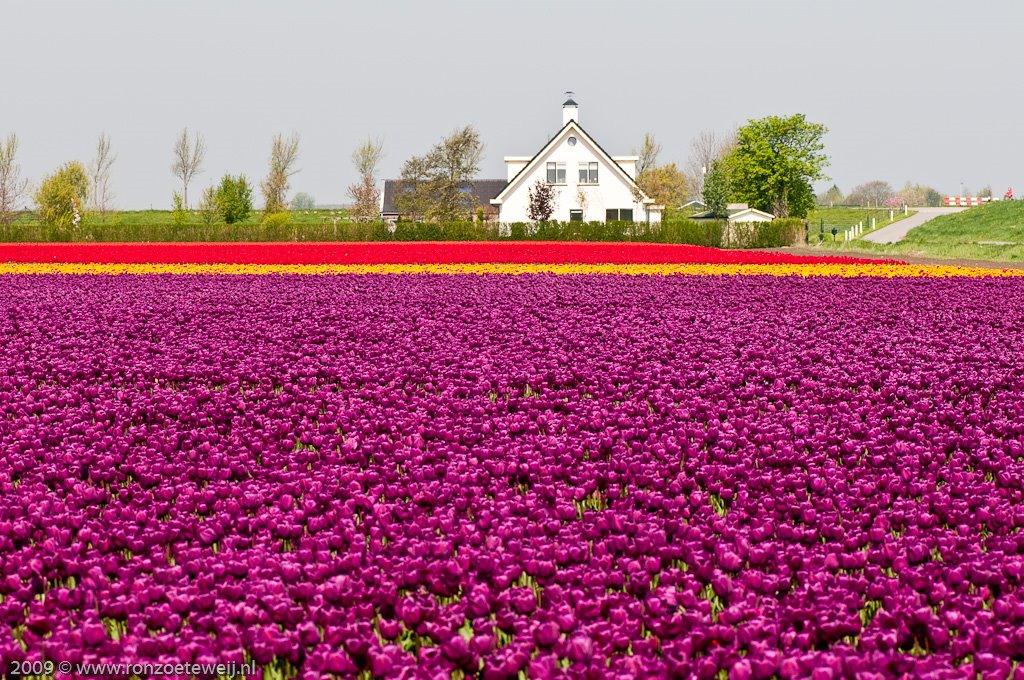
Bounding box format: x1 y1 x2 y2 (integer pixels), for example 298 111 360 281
5 0 1022 208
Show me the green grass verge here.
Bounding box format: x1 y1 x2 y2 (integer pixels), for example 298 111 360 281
808 202 1024 261
806 207 914 244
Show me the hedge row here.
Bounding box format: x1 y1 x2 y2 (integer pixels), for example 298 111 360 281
0 218 806 248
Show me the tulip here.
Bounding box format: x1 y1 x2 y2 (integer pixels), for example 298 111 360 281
81 622 107 647
533 621 561 647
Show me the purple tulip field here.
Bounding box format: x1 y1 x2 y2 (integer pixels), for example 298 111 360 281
2 273 1024 679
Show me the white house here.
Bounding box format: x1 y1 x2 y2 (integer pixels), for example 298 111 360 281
692 203 776 223
489 98 663 223
725 204 776 223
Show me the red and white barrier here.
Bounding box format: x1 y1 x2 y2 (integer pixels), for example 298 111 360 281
943 196 992 206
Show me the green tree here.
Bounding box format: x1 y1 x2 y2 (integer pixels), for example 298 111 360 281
35 161 89 229
394 155 432 222
395 125 483 222
637 163 689 213
702 159 730 218
215 174 253 224
726 114 829 218
817 184 843 206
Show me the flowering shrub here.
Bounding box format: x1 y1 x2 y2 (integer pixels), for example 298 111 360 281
2 274 1023 678
0 241 891 266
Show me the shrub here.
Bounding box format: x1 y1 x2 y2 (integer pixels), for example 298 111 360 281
724 218 804 248
216 175 253 224
171 192 187 227
262 212 291 228
35 161 89 229
660 220 724 247
198 185 219 226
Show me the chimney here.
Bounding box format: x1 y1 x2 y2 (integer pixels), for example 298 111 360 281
562 92 578 126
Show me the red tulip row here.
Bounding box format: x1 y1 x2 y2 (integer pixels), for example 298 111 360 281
0 241 889 265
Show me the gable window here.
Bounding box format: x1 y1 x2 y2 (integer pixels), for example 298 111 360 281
569 209 584 222
578 162 598 185
546 162 566 184
606 208 634 222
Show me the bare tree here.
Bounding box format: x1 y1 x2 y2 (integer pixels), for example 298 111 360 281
846 180 894 207
347 137 384 221
88 132 116 213
634 133 662 176
353 136 384 179
261 133 301 214
686 128 736 199
171 128 206 209
0 134 30 225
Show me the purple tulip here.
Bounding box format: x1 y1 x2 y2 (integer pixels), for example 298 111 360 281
565 633 594 663
533 621 561 647
2 273 1023 676
81 622 107 647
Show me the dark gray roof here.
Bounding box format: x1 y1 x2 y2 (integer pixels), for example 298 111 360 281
563 97 578 106
381 179 507 214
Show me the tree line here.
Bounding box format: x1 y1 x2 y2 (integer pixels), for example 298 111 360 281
0 129 384 230
4 112 956 231
817 181 949 208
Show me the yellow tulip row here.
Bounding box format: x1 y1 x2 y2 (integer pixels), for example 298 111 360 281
0 262 1022 277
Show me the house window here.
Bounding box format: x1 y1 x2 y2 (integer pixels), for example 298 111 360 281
578 162 598 184
546 162 566 184
606 208 634 222
569 209 583 222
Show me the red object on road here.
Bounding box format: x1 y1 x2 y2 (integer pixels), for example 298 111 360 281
0 241 888 265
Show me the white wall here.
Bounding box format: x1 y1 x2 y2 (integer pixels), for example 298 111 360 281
497 125 658 223
612 156 638 180
730 211 775 224
504 158 530 182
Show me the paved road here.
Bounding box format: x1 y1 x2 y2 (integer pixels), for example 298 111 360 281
861 207 967 244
